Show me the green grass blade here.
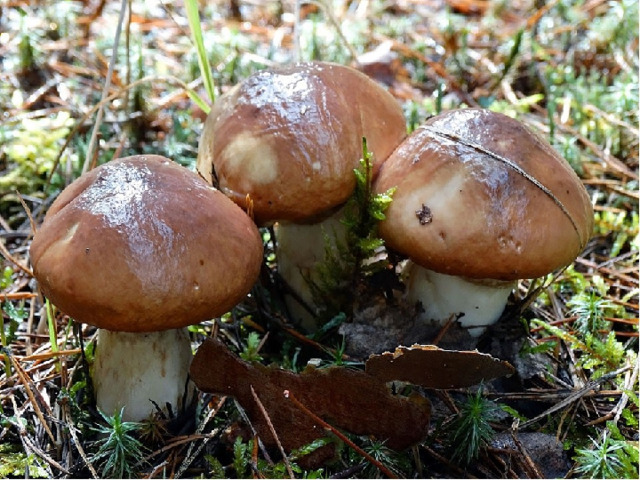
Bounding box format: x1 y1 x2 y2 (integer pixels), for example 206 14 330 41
184 0 215 111
186 88 213 114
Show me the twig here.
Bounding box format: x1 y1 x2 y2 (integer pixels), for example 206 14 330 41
284 389 398 479
510 430 544 478
312 0 360 64
610 359 639 425
529 108 638 180
431 313 460 346
519 364 632 428
64 408 99 479
0 236 33 277
421 444 475 478
0 349 82 363
329 462 366 478
251 434 261 477
9 396 66 476
280 321 350 361
83 0 128 174
293 0 300 62
175 395 227 478
574 257 638 285
229 397 276 466
143 432 219 464
5 347 57 445
250 385 294 479
0 292 37 300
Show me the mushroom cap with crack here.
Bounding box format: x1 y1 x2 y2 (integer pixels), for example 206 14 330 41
374 109 594 281
30 155 264 332
197 61 407 226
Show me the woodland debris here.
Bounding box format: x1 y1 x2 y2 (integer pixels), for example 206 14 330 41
190 338 431 467
365 344 515 388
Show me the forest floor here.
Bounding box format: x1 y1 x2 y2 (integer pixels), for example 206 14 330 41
0 0 638 478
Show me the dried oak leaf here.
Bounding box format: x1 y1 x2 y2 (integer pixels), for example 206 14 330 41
365 344 515 389
189 338 431 468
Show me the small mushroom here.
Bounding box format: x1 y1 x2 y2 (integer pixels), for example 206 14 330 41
30 155 263 421
197 61 406 329
373 109 594 336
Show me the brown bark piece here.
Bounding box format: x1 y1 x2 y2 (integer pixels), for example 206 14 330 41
190 338 431 467
365 344 515 389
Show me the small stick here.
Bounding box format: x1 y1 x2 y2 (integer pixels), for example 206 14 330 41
0 237 33 277
83 0 128 173
0 349 82 363
421 444 475 478
0 292 37 300
64 409 99 479
606 360 639 427
175 431 220 478
251 434 260 477
329 462 366 478
176 395 227 477
433 389 459 415
431 313 460 345
280 322 350 361
284 390 398 479
519 364 632 428
293 1 300 62
143 432 220 464
510 430 543 479
9 396 66 476
251 385 294 479
6 349 57 445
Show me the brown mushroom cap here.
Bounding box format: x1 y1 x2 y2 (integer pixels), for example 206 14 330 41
374 109 594 281
30 155 263 332
197 61 407 225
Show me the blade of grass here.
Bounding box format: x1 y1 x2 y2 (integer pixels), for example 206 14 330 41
184 0 215 110
490 27 524 91
0 315 12 377
45 299 62 375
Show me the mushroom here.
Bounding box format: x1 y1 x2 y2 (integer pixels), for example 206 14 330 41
30 155 263 421
373 109 594 336
197 61 406 329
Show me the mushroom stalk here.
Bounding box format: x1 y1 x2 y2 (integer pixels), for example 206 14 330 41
93 328 194 422
403 262 515 337
275 209 348 331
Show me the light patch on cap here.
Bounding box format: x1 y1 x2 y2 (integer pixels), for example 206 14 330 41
221 132 279 186
76 161 151 227
62 222 80 244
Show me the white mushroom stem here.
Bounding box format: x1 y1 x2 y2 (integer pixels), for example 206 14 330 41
92 328 194 422
275 209 348 332
403 262 516 337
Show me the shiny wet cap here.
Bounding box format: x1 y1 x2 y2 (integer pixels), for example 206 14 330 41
374 109 594 280
197 61 407 226
30 155 264 332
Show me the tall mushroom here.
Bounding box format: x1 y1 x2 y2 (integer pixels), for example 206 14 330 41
197 61 406 329
373 109 594 336
30 155 263 421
